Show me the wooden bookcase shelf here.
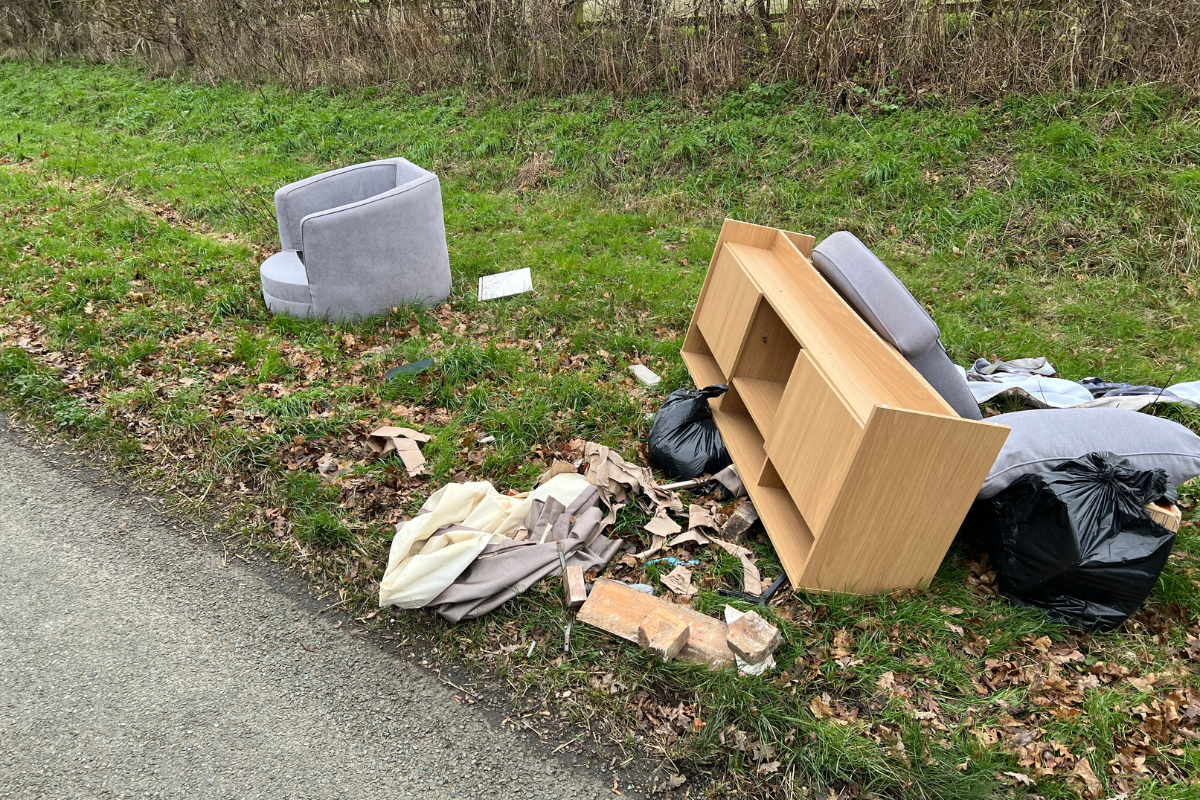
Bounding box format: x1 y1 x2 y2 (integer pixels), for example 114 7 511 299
682 221 1010 594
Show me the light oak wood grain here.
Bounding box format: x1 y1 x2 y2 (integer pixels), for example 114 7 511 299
803 406 1011 593
694 249 763 376
682 220 1009 593
767 350 865 535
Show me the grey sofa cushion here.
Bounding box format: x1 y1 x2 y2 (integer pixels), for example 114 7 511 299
980 407 1200 498
813 231 940 354
262 291 313 318
260 250 312 305
907 342 984 420
274 162 398 252
301 174 451 318
812 231 982 420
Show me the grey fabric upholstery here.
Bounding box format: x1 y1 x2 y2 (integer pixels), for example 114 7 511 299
260 250 311 304
812 231 982 420
980 408 1200 498
262 158 451 320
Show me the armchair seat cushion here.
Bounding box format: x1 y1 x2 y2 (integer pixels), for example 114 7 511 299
260 250 312 305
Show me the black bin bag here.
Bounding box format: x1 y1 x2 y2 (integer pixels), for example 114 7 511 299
966 451 1177 631
648 385 732 480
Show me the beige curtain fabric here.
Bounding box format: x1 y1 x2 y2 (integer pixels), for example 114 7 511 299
378 473 592 609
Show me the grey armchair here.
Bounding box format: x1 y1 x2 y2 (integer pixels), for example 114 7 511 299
260 158 452 320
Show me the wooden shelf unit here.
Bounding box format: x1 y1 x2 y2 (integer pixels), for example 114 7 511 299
682 221 1010 594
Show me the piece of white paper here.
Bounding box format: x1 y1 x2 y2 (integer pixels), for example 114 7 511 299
478 268 533 301
629 364 661 386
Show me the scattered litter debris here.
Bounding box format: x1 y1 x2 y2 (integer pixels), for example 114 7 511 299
645 557 699 567
688 503 719 531
563 564 587 609
478 434 496 445
629 364 662 386
366 425 432 476
648 385 731 479
386 358 435 379
964 355 1200 411
645 512 683 538
638 608 691 661
478 267 532 301
726 609 782 664
724 606 777 675
668 527 762 595
659 476 708 492
630 584 656 595
577 579 734 667
718 573 787 605
660 565 697 599
379 473 621 621
710 465 745 499
719 499 759 540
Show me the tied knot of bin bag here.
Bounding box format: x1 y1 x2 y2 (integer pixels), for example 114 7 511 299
969 451 1177 631
648 384 732 480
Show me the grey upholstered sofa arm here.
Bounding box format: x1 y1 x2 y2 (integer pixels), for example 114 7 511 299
298 173 451 319
274 160 400 252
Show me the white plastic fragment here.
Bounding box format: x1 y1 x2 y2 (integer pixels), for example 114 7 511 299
478 267 533 301
629 364 661 386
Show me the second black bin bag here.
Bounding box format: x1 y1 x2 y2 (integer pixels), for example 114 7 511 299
967 451 1177 631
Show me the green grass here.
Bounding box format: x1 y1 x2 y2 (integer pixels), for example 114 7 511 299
2 60 1200 798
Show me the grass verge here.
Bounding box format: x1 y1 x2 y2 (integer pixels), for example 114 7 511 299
1 60 1200 798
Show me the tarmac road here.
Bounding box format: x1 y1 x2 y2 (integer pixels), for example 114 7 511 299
0 427 636 799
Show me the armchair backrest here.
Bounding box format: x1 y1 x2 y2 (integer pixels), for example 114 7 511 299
274 161 399 251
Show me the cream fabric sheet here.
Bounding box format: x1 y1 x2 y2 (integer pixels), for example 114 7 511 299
378 473 590 609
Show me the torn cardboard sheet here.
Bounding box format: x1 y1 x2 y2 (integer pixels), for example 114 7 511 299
645 512 682 538
634 509 684 559
661 565 697 599
583 441 683 521
367 426 432 477
667 529 763 595
688 503 719 531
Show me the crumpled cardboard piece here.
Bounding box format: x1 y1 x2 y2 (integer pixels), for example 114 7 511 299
667 529 763 595
583 442 683 521
661 565 697 599
688 504 719 531
367 426 431 477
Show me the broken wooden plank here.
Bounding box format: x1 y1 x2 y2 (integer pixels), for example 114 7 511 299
638 608 691 661
577 579 734 667
725 609 781 664
563 564 587 609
